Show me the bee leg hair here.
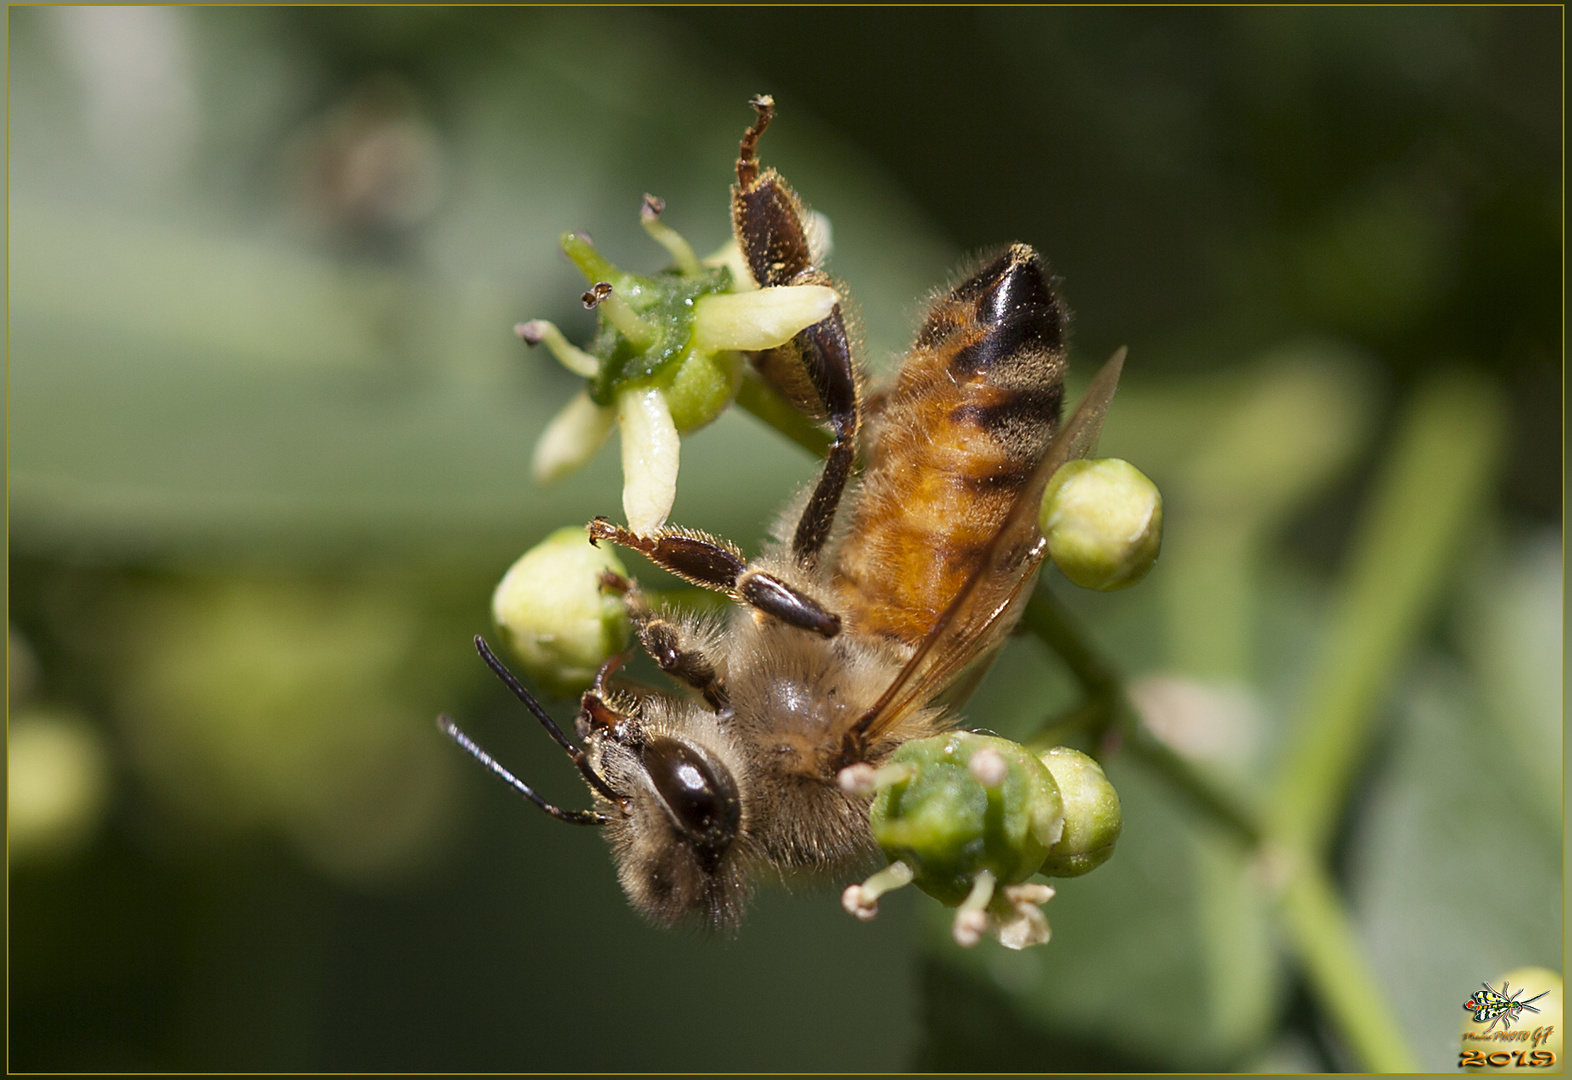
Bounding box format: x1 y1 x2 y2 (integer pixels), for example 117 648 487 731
589 518 840 638
601 571 730 713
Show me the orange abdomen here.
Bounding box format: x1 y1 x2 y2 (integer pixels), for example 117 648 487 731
834 245 1067 646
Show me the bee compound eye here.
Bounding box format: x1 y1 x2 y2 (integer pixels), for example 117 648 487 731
641 738 741 856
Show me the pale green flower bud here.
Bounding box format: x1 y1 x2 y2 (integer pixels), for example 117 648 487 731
492 527 631 697
663 348 743 435
868 732 1063 907
7 710 111 863
1461 967 1562 1072
1037 747 1122 877
1040 458 1163 591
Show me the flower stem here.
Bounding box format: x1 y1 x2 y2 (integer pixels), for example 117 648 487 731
1267 371 1505 855
1022 585 1405 1070
734 374 832 457
1024 589 1262 847
1279 856 1419 1072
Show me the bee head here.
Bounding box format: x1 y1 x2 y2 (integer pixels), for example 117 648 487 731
588 700 752 932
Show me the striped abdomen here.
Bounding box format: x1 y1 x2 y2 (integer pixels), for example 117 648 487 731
834 245 1067 646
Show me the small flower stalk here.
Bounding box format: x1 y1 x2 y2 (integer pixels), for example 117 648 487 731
1040 457 1164 591
519 196 837 535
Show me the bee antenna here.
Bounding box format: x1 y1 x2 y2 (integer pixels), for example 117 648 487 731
476 636 581 751
437 714 607 826
473 636 625 807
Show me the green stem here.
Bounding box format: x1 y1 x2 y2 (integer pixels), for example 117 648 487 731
1279 858 1419 1072
1021 589 1117 696
1023 582 1409 1071
734 375 832 458
1123 727 1263 849
1024 589 1262 847
1268 372 1505 854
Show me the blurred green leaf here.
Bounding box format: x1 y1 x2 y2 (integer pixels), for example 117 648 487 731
1349 646 1563 1071
8 6 957 562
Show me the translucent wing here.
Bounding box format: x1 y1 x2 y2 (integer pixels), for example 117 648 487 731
851 349 1126 748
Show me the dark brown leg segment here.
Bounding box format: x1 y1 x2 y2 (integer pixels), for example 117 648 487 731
589 518 841 638
731 96 862 568
601 571 730 712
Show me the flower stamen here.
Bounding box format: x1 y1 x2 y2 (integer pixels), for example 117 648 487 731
516 319 599 378
640 193 702 276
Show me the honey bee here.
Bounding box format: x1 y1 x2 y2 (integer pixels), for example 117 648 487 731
440 96 1124 930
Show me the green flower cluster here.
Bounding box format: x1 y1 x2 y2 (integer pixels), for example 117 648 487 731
841 732 1121 950
522 197 836 535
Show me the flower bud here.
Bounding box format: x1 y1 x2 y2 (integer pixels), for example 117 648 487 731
662 348 744 434
491 527 631 697
1037 747 1122 877
1040 458 1163 591
7 710 111 863
868 732 1063 907
1461 967 1562 1073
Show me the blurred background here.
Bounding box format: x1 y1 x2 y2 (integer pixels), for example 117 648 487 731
7 7 1561 1071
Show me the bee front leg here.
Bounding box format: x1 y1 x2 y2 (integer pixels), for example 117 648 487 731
601 571 730 713
589 518 841 639
732 96 861 568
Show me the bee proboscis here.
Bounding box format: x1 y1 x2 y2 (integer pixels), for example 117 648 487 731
441 95 1124 930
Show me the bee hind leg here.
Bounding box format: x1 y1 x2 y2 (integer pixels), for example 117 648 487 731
601 571 730 713
731 95 861 568
589 517 841 639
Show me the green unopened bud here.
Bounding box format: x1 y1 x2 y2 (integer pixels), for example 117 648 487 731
491 527 631 697
7 710 111 863
1037 747 1122 877
1461 967 1562 1072
1041 457 1163 591
868 732 1063 907
662 348 744 434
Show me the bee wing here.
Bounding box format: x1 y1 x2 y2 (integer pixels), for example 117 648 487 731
853 349 1127 746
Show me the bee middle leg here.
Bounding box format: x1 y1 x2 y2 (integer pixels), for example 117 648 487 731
589 518 841 639
600 571 730 713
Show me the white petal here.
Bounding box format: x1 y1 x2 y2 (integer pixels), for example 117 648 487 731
691 285 837 351
806 211 834 264
618 386 680 534
994 903 1052 950
531 391 616 483
993 883 1056 950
